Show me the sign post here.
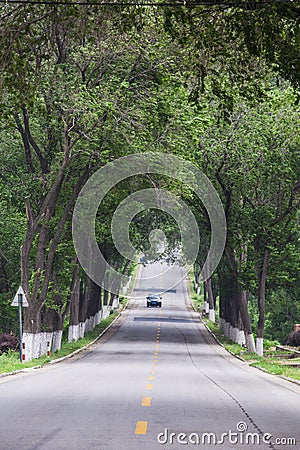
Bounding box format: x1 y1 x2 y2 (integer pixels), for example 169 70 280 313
11 286 28 362
18 293 23 363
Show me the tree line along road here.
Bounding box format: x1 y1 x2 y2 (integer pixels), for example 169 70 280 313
0 263 299 450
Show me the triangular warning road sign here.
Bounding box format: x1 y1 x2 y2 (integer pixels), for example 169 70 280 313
11 286 29 307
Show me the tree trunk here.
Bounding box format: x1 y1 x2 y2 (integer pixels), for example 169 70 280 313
102 289 110 319
205 277 215 322
23 157 70 333
238 289 256 353
203 281 209 314
78 277 90 338
256 249 270 356
52 310 63 353
68 264 81 342
225 246 255 352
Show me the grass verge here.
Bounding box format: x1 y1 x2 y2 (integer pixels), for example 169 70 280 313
0 312 119 375
188 277 300 383
0 264 138 376
203 318 300 382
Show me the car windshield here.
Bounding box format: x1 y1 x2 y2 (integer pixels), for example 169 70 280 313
148 294 160 299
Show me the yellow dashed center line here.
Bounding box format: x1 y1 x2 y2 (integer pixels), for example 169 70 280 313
135 421 148 435
134 321 162 436
142 397 152 407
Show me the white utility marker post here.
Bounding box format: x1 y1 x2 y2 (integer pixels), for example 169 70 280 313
11 286 28 362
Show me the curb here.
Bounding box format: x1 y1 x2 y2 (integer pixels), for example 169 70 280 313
201 318 300 386
0 367 39 379
0 266 140 380
199 312 246 363
0 311 122 378
185 282 240 358
187 283 300 387
48 263 143 365
49 311 122 364
184 278 242 359
277 375 300 387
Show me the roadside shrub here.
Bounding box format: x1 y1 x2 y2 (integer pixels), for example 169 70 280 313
0 333 18 354
286 330 300 347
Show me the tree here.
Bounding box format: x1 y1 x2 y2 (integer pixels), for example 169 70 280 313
162 1 300 106
195 86 300 353
0 3 201 358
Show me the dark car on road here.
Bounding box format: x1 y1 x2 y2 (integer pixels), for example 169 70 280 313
146 294 162 308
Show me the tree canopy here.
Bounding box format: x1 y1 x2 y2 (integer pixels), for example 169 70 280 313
0 1 299 357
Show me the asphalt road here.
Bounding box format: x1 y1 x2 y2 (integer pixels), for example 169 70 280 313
1 263 300 450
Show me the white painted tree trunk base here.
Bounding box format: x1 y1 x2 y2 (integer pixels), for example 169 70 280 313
52 330 62 352
219 318 225 331
208 309 215 322
237 330 246 345
230 327 238 343
256 337 264 356
102 306 110 319
112 298 119 311
79 322 85 338
85 317 93 333
245 333 256 353
204 301 209 313
196 286 201 295
22 332 53 361
224 321 231 338
68 324 80 342
68 310 104 343
95 311 102 325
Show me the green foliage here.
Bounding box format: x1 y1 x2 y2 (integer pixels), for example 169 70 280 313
0 181 26 333
0 312 118 374
203 316 300 381
0 4 299 344
251 361 300 381
162 2 300 109
265 288 300 343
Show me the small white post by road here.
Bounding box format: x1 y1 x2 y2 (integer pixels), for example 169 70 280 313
11 286 28 362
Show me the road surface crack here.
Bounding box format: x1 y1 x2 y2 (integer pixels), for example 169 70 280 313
177 327 277 450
